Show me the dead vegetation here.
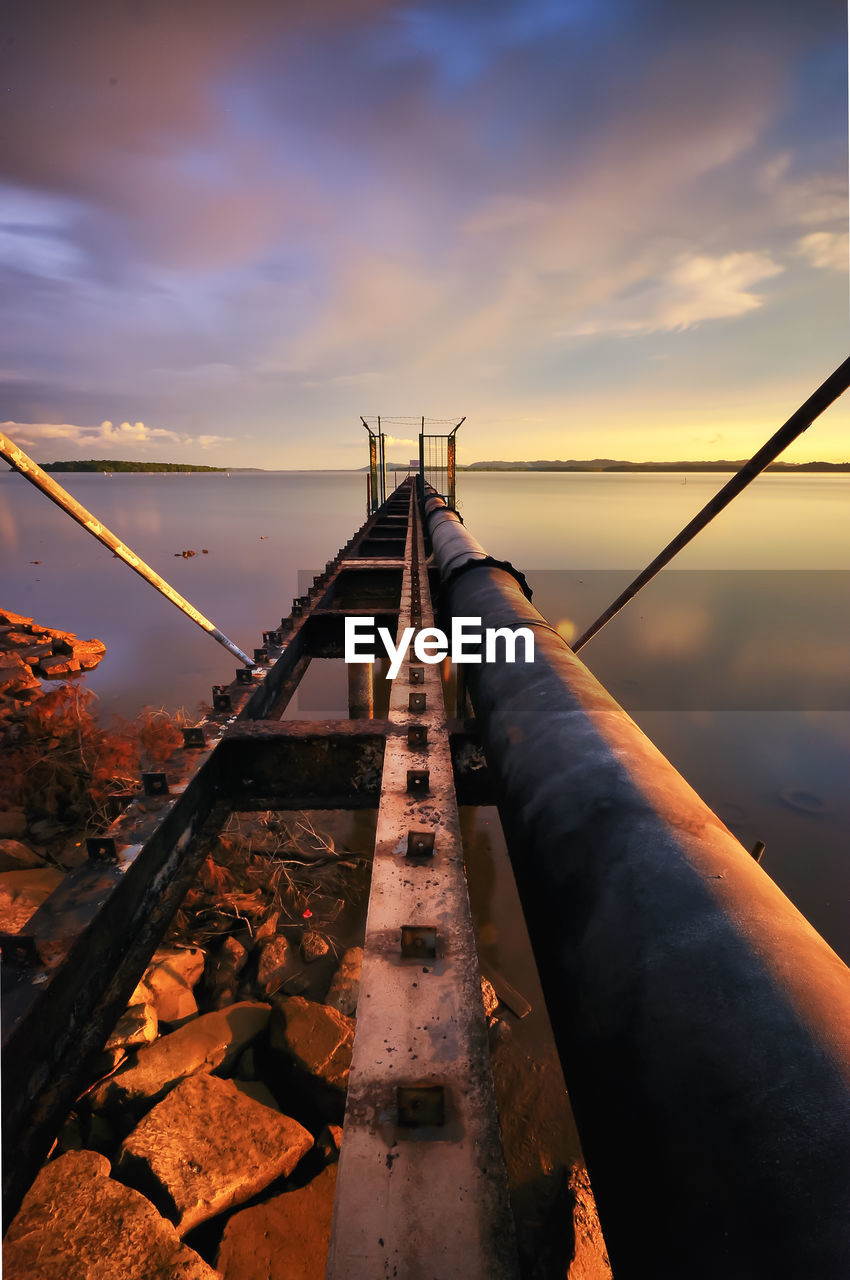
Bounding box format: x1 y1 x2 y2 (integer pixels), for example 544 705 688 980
170 811 371 957
0 684 190 833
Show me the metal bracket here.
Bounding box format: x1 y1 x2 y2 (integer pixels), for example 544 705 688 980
0 932 42 967
406 830 435 858
212 686 232 711
183 726 206 747
409 666 424 684
400 925 438 959
142 772 168 797
407 769 430 795
409 692 427 714
86 836 118 864
397 1084 446 1127
408 725 428 749
236 667 254 684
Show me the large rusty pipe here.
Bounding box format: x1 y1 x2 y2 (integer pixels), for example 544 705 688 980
1 430 254 666
424 491 850 1278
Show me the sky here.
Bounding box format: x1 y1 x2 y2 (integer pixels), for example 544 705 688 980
1 0 848 468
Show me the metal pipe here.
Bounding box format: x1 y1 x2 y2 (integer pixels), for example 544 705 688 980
1 430 254 666
572 354 850 652
424 490 850 1278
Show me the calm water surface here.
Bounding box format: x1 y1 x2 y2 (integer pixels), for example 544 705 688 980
1 469 847 960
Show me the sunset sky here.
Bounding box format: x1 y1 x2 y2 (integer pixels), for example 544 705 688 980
2 0 848 467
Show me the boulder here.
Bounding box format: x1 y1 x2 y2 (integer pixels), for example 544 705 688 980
300 931 329 963
205 935 249 1008
256 936 289 997
216 1164 337 1280
0 808 27 839
0 866 65 933
232 1079 280 1111
3 1149 219 1280
73 637 107 670
0 653 39 696
324 946 362 1018
254 908 280 943
0 837 45 871
143 946 205 1023
118 1073 313 1235
90 1001 271 1113
36 654 81 678
106 1003 158 1051
269 997 353 1119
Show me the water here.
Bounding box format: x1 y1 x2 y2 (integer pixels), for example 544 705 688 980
1 468 847 960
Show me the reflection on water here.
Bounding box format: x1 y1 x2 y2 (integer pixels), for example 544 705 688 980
1 469 847 961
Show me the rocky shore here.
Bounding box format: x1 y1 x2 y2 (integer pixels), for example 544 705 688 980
0 608 106 714
4 811 370 1278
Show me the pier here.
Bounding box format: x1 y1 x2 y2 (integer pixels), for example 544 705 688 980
3 415 850 1277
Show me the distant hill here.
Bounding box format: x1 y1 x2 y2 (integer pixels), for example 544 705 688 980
463 459 850 472
41 460 226 473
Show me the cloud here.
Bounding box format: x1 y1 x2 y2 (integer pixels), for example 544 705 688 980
795 231 848 272
3 420 230 453
567 250 785 337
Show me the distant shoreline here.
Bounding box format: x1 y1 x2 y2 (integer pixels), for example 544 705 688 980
17 458 849 475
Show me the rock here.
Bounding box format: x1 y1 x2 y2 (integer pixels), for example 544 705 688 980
0 653 40 696
36 654 81 678
118 1073 313 1235
233 1079 280 1111
0 808 27 839
0 866 65 933
0 610 34 627
216 1164 337 1280
90 1001 271 1113
324 946 362 1017
254 908 280 943
566 1164 612 1279
28 817 65 842
300 931 329 963
3 630 37 649
481 976 499 1019
106 1003 158 1050
144 946 205 1023
0 837 45 871
316 1123 343 1164
85 1112 118 1157
3 1149 219 1280
56 1110 85 1155
236 1045 256 1080
205 935 249 1007
73 637 107 670
269 997 353 1119
256 936 289 997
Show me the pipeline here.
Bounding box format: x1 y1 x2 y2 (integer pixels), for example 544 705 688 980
423 488 850 1278
0 430 254 667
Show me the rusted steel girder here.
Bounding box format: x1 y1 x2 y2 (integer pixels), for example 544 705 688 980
327 483 518 1279
423 490 850 1279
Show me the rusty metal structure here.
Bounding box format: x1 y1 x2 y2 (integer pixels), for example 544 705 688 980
3 408 850 1274
1 476 515 1277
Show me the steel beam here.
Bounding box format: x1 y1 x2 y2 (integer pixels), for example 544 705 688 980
328 483 518 1279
